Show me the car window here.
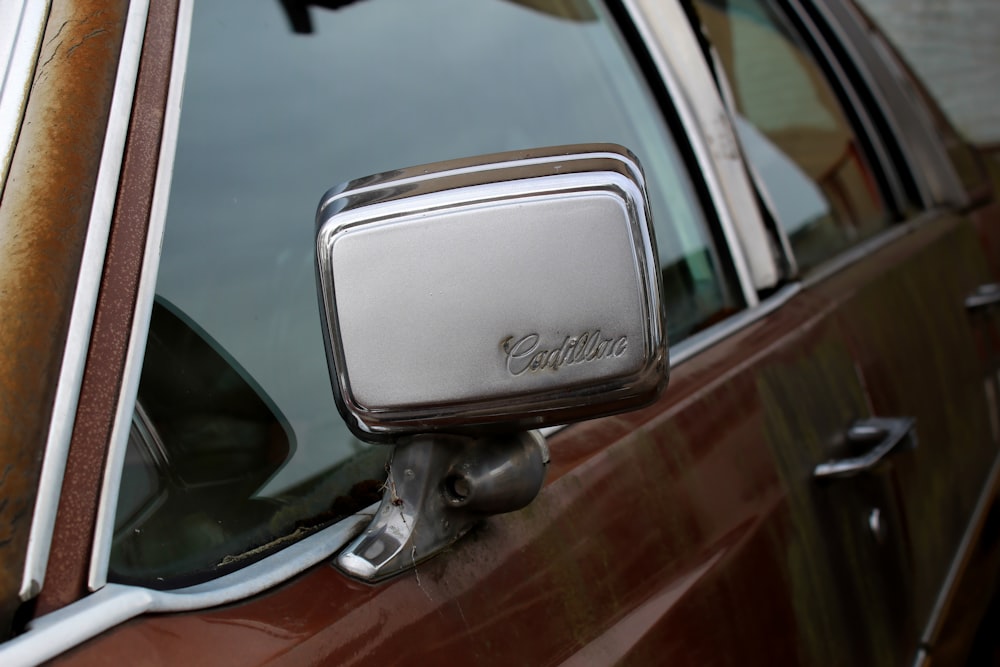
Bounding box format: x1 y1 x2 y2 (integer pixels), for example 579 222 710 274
692 0 891 273
109 0 742 588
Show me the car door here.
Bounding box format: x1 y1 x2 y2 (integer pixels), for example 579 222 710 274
690 0 1000 661
4 0 998 665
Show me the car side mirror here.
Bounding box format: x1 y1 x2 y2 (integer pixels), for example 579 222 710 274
315 144 668 580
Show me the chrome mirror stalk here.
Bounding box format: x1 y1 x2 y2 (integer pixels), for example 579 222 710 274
336 431 549 582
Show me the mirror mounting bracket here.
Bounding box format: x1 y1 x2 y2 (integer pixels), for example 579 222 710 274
336 431 549 582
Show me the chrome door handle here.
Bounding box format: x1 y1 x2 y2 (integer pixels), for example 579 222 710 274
966 283 1000 312
814 417 916 480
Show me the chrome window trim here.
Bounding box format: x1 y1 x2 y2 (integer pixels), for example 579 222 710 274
19 0 150 602
0 0 49 192
669 283 801 368
87 0 194 593
800 207 942 289
623 0 778 300
0 513 371 667
705 37 799 277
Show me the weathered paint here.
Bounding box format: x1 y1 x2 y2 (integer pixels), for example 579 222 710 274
825 213 1000 662
48 278 875 664
35 0 179 618
0 0 128 636
818 215 996 620
56 210 1000 666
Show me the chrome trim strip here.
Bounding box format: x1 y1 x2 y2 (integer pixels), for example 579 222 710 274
0 0 49 192
19 0 150 602
88 0 194 593
0 514 370 667
623 0 777 300
669 283 801 368
800 208 943 289
707 41 799 278
918 445 1000 650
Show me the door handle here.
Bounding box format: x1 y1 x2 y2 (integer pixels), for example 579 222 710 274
814 417 916 480
966 283 1000 312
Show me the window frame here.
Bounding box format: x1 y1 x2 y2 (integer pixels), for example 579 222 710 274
683 0 972 282
623 0 781 298
12 0 151 612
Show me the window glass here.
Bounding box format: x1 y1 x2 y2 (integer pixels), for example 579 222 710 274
694 0 890 272
110 0 740 587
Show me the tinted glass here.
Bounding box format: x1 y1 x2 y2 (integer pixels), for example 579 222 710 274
694 0 890 272
110 0 740 586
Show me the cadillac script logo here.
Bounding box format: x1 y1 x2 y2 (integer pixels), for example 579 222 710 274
501 329 628 376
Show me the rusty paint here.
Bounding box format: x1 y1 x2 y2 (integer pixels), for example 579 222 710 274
34 0 180 617
0 0 129 636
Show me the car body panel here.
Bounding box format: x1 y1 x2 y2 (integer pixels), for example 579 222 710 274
61 205 995 665
53 289 828 665
827 212 998 626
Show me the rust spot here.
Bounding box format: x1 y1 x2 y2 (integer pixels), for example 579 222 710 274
0 0 130 633
34 0 182 618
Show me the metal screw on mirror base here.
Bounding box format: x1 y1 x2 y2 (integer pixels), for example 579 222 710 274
445 474 472 504
336 431 548 582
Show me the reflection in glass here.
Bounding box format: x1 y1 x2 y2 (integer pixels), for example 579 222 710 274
695 0 889 272
110 0 740 586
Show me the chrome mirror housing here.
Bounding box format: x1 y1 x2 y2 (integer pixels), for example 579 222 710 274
316 143 668 443
316 144 668 581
